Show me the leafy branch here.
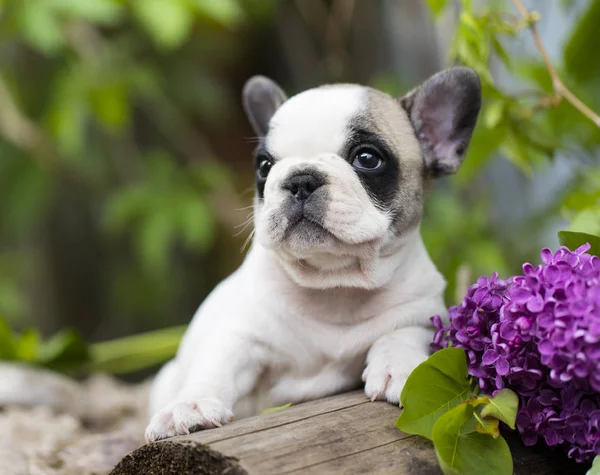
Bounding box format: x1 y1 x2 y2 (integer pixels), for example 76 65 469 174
512 0 600 127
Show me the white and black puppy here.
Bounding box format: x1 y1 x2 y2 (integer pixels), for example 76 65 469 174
145 67 481 442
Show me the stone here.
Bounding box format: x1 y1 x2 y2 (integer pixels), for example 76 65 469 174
0 445 29 475
0 370 151 475
0 363 85 417
57 432 143 475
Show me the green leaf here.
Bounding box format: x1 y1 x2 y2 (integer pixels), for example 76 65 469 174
433 404 513 475
558 231 600 257
457 123 506 185
102 186 148 234
562 191 600 212
53 0 123 25
483 101 505 129
0 316 17 360
396 348 473 440
473 413 500 438
587 455 600 475
136 210 175 273
132 0 194 50
564 0 600 85
17 3 65 54
0 284 24 320
90 325 186 374
0 158 54 237
194 0 244 26
88 82 130 131
425 0 449 18
46 69 88 157
491 37 511 68
500 127 534 176
38 329 90 372
480 388 518 429
179 197 216 251
567 208 600 236
262 402 292 414
14 329 40 362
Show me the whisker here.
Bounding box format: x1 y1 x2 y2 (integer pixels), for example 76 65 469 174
240 187 255 199
243 136 263 144
233 220 254 237
241 228 255 253
233 212 254 230
235 204 255 212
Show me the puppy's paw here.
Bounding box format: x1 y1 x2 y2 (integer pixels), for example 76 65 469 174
362 353 427 405
145 398 234 442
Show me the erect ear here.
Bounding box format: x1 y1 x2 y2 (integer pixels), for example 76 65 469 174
400 67 481 177
242 75 287 137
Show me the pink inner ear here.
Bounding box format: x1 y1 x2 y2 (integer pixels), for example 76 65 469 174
419 97 456 159
407 67 481 175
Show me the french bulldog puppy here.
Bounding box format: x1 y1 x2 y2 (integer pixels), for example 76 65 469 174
145 67 481 442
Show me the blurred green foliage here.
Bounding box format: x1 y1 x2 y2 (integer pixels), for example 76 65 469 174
89 323 186 374
0 0 275 330
0 313 89 372
0 312 185 375
0 0 599 375
421 0 600 303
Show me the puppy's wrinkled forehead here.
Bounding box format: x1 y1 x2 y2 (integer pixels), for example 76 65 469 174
266 86 366 158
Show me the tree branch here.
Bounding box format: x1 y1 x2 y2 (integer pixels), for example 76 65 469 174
512 0 600 128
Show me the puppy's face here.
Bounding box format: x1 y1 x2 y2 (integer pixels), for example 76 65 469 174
243 68 481 289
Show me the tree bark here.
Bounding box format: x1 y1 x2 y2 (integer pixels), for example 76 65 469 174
111 391 586 475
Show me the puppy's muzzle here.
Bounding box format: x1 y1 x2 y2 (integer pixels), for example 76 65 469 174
282 172 324 202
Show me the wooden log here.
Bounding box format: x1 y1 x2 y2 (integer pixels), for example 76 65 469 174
111 391 587 475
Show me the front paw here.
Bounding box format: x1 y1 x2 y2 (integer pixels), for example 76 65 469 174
362 354 427 405
145 397 234 442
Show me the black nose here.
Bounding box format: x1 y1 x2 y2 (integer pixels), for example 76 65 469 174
284 173 323 201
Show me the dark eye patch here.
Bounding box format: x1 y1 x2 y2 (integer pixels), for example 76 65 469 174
253 142 276 200
342 126 400 208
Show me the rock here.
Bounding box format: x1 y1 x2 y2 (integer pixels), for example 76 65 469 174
81 374 150 433
58 432 143 475
0 406 83 460
0 445 29 475
0 363 85 417
0 368 150 475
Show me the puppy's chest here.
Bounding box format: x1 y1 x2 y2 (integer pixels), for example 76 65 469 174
265 293 397 368
258 318 369 406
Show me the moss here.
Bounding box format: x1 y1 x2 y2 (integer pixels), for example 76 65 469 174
110 440 247 475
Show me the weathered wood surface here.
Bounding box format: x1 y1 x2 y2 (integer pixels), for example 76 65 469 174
111 391 587 475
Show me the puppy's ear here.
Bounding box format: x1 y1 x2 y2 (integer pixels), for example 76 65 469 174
400 67 481 177
243 75 287 137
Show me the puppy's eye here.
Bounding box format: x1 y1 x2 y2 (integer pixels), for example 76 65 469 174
351 149 383 171
257 158 272 179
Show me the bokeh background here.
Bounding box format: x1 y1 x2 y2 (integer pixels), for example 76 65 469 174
0 0 599 376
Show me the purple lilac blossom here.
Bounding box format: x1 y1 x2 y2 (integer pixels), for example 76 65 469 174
431 243 600 463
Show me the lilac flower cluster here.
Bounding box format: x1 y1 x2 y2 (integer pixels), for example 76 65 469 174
432 244 600 463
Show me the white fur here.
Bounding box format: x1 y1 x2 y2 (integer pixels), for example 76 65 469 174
267 86 365 158
256 154 391 289
145 83 448 442
147 234 446 441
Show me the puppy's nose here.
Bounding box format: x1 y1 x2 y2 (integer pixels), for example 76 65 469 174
284 174 323 201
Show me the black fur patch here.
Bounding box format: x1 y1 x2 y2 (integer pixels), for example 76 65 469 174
341 124 401 209
253 141 275 200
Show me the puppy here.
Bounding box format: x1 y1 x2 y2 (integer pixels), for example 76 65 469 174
145 67 481 442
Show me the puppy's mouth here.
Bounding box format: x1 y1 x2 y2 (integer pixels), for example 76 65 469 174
284 213 333 240
281 197 330 234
